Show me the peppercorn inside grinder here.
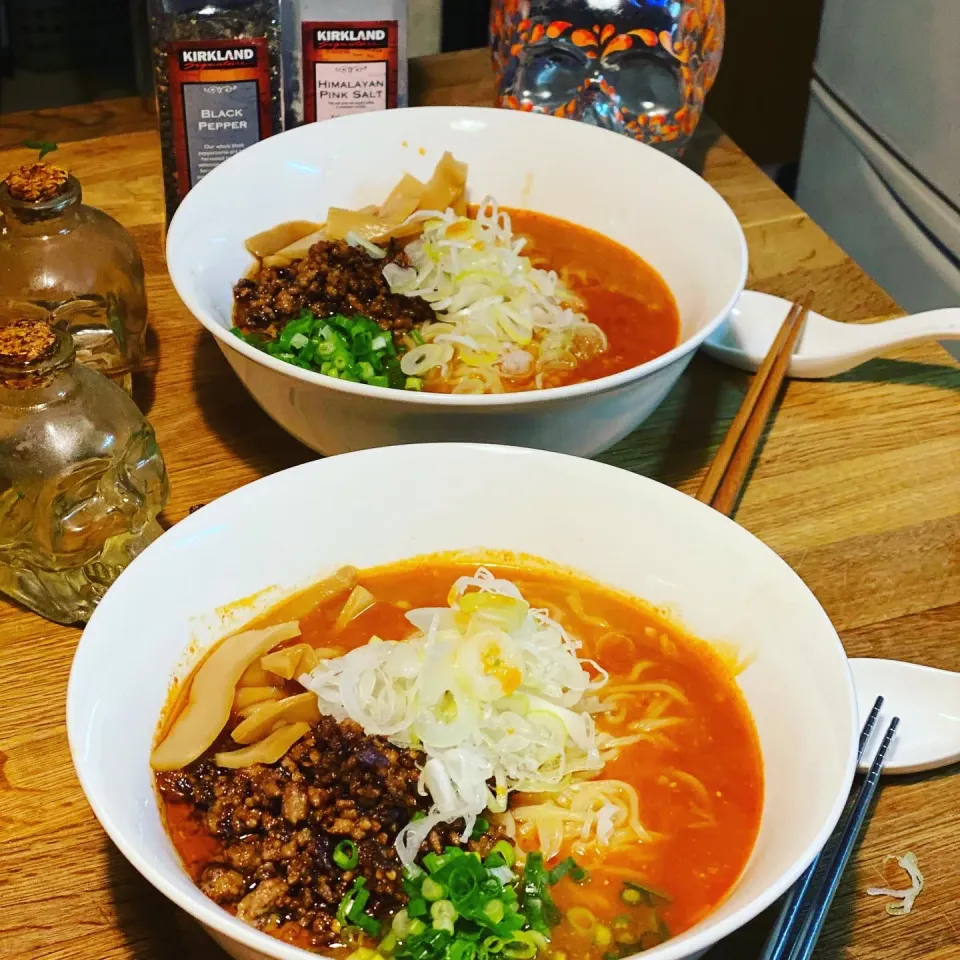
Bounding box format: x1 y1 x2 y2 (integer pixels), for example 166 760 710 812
0 163 149 393
0 305 169 625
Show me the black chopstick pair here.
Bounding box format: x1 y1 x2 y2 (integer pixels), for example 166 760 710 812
758 697 900 960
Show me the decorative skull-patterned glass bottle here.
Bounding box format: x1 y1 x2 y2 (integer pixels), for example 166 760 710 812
491 0 724 157
0 162 148 393
0 305 169 625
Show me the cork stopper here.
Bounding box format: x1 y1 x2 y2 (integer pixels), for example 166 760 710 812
0 318 58 366
3 162 70 203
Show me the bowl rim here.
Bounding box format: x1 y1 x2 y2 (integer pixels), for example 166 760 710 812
67 443 857 960
166 106 749 408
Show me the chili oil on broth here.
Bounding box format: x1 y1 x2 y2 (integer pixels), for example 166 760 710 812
155 557 761 957
501 208 681 388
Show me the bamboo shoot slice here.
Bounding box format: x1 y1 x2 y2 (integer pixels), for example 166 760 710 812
238 662 274 688
151 621 300 771
326 208 395 243
419 152 468 213
378 173 426 223
310 565 359 605
215 722 311 769
234 686 282 710
272 227 328 261
245 220 322 259
261 642 314 680
231 692 321 744
335 585 376 632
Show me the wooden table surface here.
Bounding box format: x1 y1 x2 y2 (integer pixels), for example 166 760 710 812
2 48 958 960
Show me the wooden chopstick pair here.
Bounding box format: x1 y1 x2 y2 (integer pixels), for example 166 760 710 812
696 294 813 516
695 295 901 957
759 699 900 960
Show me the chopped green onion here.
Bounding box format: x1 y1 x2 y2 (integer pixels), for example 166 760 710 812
336 877 364 926
448 941 476 960
334 839 359 870
353 912 381 937
547 857 577 885
622 880 671 907
336 877 381 937
404 376 424 391
422 852 448 874
487 841 515 868
235 312 415 391
430 900 457 934
407 898 428 918
409 328 425 346
346 887 370 920
392 909 411 938
411 811 427 822
502 934 537 959
353 331 374 354
422 877 446 902
378 931 398 954
366 845 564 960
594 923 612 947
471 817 491 840
483 900 505 924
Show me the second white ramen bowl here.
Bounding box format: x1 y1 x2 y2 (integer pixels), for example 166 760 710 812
166 107 747 458
68 444 856 960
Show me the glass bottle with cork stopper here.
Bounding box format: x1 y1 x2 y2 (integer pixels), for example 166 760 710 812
0 160 149 394
0 302 169 625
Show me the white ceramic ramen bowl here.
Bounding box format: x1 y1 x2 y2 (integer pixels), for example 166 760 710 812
68 444 856 960
166 107 747 458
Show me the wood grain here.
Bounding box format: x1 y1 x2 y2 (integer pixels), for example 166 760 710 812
2 49 958 960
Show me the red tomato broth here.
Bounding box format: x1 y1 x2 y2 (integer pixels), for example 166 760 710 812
505 208 680 386
157 558 761 956
503 572 763 954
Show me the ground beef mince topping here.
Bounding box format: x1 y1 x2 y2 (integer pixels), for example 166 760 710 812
157 717 458 949
233 239 434 342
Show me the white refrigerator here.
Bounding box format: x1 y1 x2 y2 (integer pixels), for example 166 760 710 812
795 0 960 361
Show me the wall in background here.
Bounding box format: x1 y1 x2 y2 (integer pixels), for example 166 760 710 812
410 0 443 58
706 0 826 166
442 0 490 54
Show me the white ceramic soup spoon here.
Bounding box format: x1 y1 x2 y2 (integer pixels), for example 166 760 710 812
703 290 960 378
850 658 960 775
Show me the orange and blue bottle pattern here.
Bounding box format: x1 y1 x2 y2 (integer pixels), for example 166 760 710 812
491 0 724 155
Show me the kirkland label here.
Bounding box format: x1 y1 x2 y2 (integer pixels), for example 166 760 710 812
302 20 399 123
167 37 272 198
